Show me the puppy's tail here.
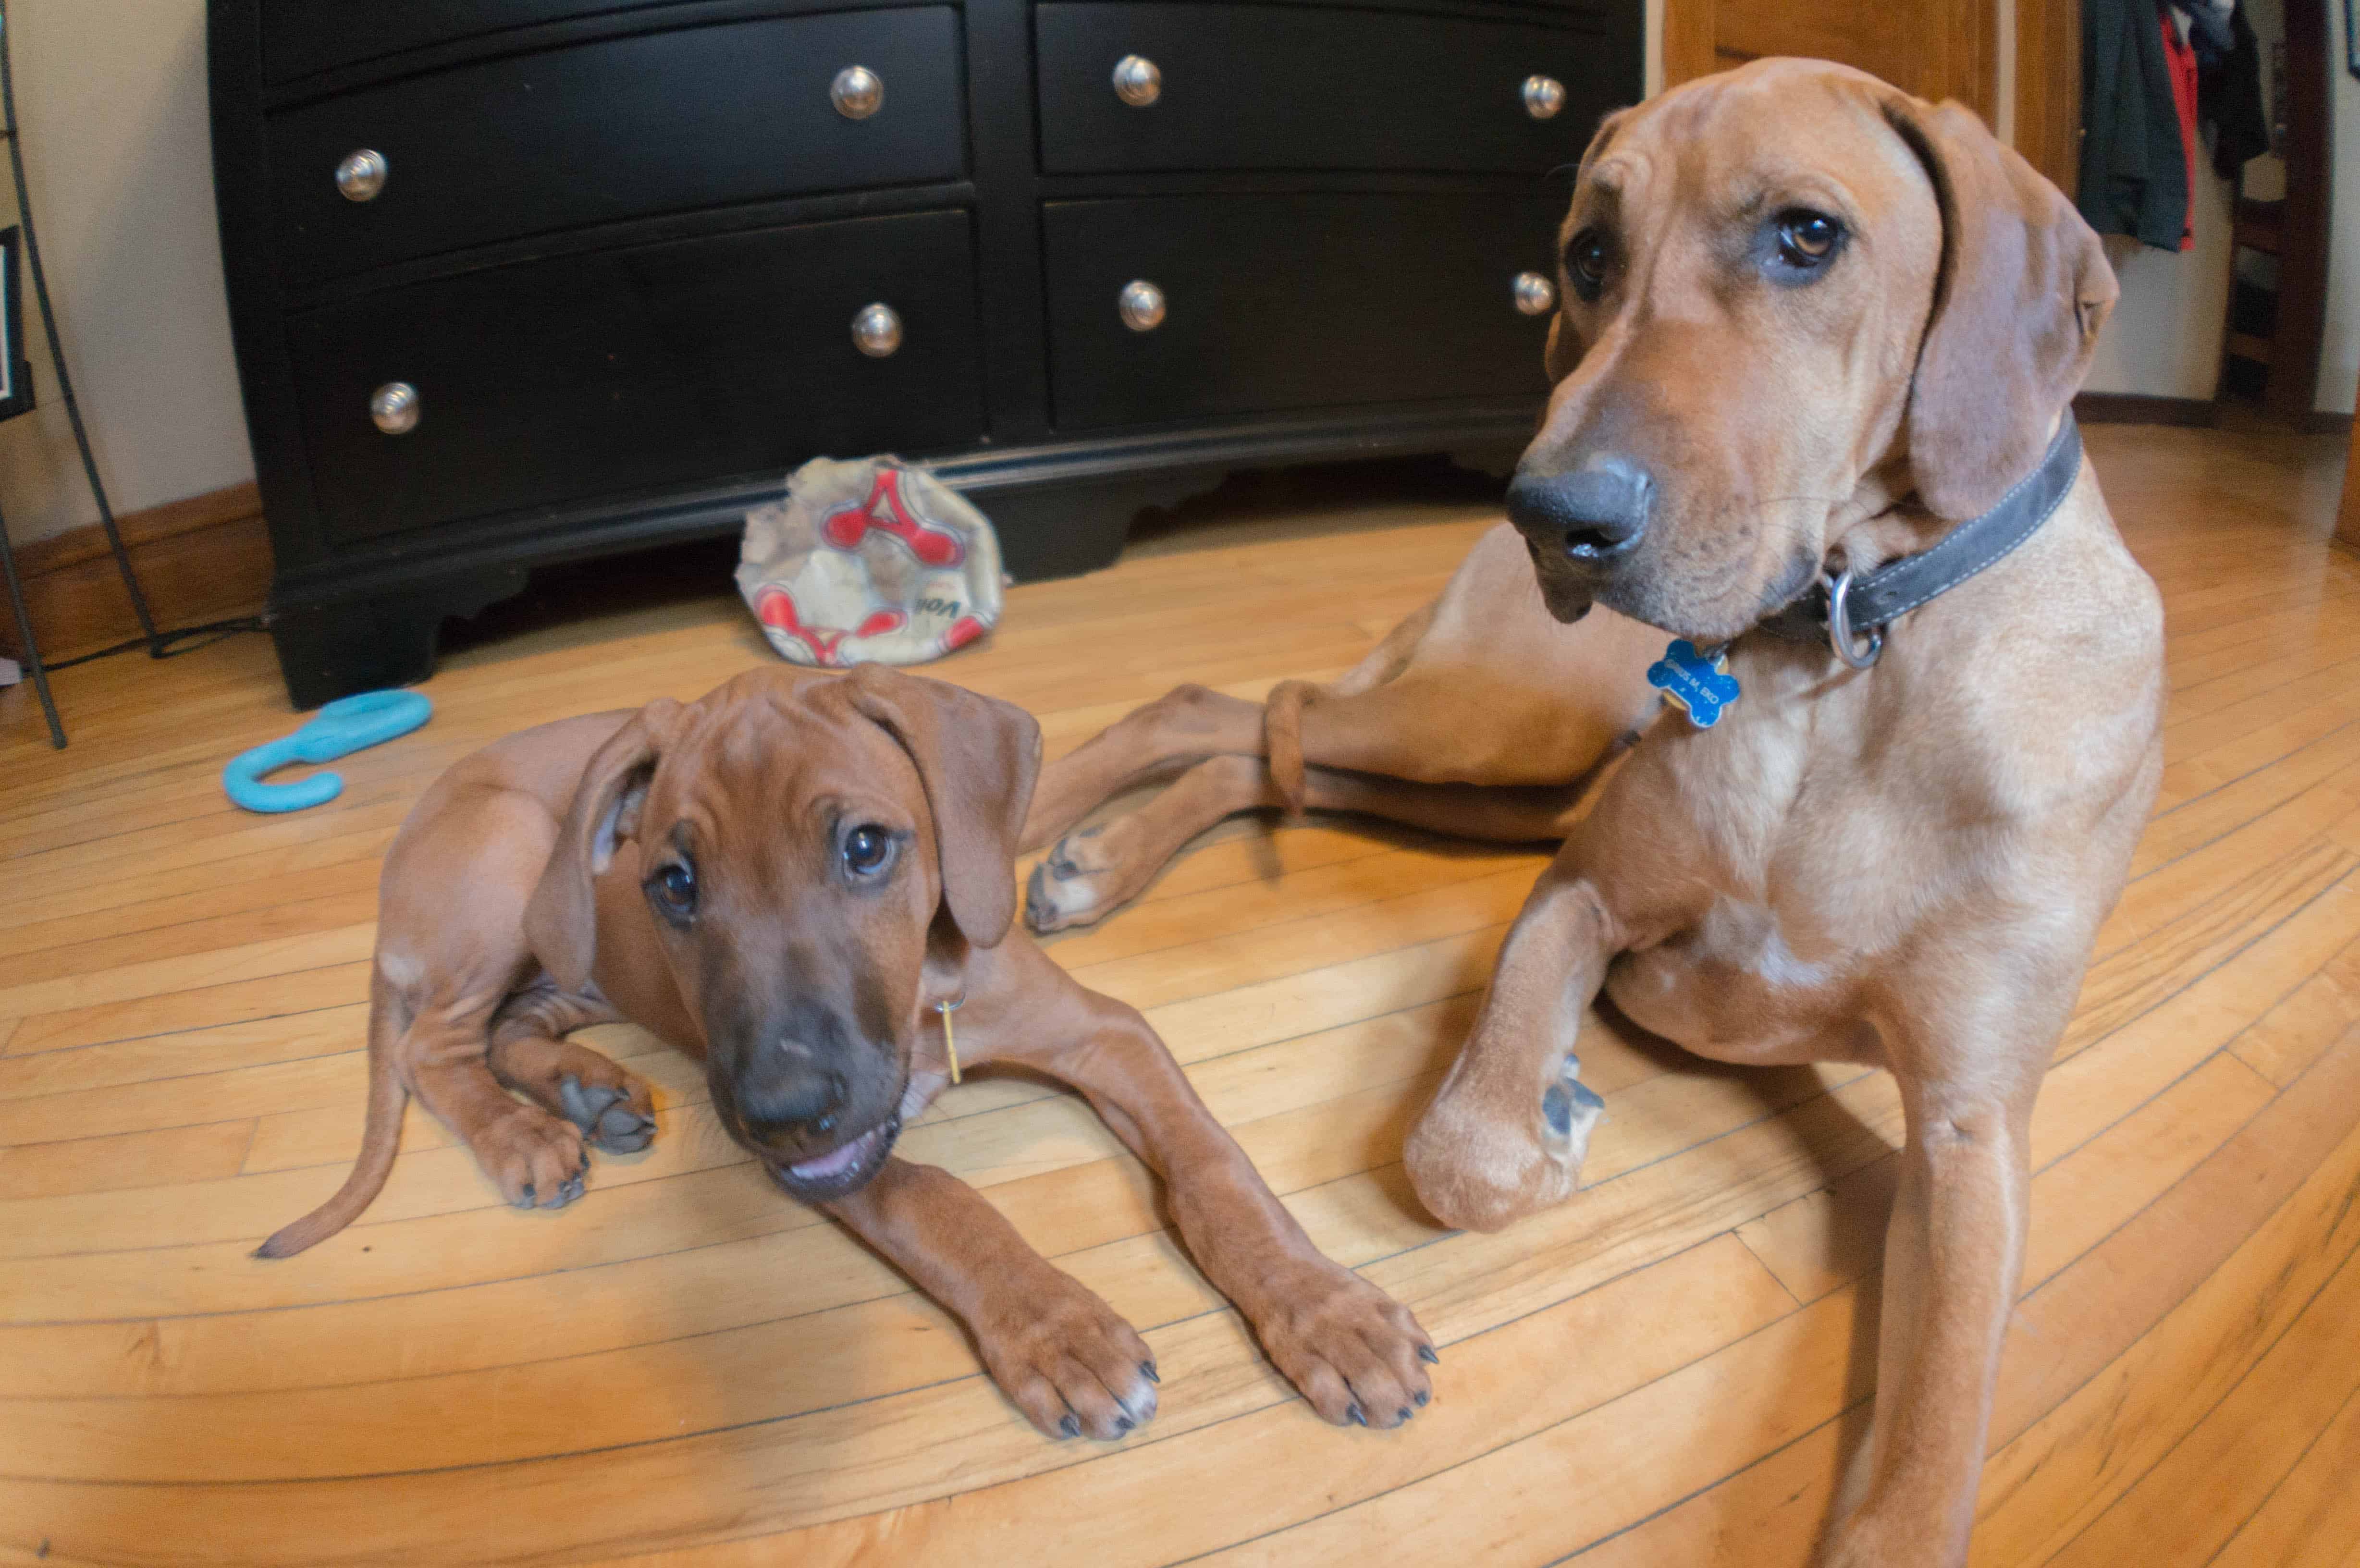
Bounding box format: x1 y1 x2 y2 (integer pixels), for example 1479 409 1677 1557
1264 680 1319 817
255 973 410 1260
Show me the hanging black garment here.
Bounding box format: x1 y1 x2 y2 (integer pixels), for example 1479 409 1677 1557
2079 0 2189 251
2200 3 2270 177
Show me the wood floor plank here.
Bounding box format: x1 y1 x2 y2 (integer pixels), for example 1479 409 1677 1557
2207 1380 2360 1568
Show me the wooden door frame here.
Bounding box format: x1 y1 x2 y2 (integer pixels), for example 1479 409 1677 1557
1662 0 2074 193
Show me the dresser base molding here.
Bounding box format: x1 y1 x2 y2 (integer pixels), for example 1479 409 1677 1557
263 405 1542 708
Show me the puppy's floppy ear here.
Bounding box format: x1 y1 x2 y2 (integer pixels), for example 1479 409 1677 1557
842 664 1041 949
524 699 682 992
1883 97 2116 518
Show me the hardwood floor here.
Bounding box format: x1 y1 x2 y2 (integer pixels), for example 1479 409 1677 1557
1 423 2354 1566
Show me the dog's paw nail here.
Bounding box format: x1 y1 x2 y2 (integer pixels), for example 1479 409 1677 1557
1346 1404 1366 1427
1141 1360 1158 1384
1058 1414 1081 1439
559 1176 585 1204
1413 1390 1429 1408
1418 1344 1440 1365
515 1184 535 1209
1115 1416 1133 1434
1396 1406 1413 1423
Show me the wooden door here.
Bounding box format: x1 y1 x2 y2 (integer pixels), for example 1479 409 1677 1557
1664 0 1998 129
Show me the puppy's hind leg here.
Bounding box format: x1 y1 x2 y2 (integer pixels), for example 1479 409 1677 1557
489 988 658 1154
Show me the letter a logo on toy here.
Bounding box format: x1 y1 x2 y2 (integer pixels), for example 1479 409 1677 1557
1647 639 1740 727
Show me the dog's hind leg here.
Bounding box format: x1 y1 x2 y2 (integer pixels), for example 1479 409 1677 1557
1020 601 1443 855
1026 752 1596 933
488 987 657 1153
1019 684 1268 853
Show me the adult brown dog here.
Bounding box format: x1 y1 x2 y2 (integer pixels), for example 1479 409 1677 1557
259 663 1434 1440
1022 60 2160 1562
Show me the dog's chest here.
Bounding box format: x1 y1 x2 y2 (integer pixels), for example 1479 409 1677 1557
1604 658 1898 1065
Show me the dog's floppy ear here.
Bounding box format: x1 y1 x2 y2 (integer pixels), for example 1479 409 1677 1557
524 699 682 991
1883 98 2116 518
842 664 1041 949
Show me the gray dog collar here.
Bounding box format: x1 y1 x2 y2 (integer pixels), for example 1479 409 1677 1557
1760 413 2085 667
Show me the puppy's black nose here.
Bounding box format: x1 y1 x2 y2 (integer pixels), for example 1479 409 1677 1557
739 1066 847 1139
1506 461 1652 563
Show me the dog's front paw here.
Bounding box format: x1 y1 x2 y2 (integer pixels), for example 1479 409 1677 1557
1250 1260 1435 1429
477 1104 590 1210
557 1072 656 1153
973 1265 1159 1441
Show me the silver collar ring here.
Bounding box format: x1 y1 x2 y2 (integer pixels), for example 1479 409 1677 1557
1825 568 1883 670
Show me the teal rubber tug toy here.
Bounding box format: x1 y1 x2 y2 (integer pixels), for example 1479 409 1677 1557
223 690 433 813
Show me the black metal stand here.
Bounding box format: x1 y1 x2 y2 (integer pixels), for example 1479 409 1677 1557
0 0 160 749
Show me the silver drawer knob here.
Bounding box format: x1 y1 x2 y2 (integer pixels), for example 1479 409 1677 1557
369 381 419 434
1512 271 1557 316
1112 55 1161 107
1118 279 1166 332
1523 75 1566 120
851 303 903 357
832 65 884 120
335 148 387 201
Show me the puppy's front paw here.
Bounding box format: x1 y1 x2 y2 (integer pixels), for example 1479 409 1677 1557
974 1266 1159 1441
1252 1261 1435 1429
477 1104 589 1210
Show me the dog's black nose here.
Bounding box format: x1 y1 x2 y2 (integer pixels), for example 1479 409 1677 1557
1506 461 1652 563
739 1066 847 1138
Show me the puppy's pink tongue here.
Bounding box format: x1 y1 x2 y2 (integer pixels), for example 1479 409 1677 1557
788 1127 875 1181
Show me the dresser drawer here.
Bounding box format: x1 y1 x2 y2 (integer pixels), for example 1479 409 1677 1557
268 9 965 288
1035 3 1622 175
285 211 984 543
264 1 682 82
1043 193 1557 430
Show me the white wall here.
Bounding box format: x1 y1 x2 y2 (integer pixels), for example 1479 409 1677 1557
2317 1 2359 414
0 0 252 547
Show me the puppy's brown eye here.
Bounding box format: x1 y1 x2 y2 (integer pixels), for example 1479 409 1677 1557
648 860 697 923
842 825 896 879
1772 210 1843 270
1565 227 1612 302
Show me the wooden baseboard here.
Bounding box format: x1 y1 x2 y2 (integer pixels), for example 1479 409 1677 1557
0 482 272 664
2300 410 2354 437
2073 392 2220 427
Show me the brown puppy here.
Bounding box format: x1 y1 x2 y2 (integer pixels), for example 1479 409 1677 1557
260 663 1433 1440
1026 60 2158 1564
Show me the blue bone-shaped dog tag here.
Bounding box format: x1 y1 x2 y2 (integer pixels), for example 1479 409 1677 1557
222 690 433 813
1647 639 1740 728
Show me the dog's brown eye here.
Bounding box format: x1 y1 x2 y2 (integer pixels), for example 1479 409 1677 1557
842 825 896 879
1564 227 1611 302
648 860 697 923
1773 210 1843 269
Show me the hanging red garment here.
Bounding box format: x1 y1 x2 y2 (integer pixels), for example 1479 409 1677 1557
2159 5 2199 250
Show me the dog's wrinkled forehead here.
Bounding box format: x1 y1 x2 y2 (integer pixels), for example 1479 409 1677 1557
1574 61 1937 244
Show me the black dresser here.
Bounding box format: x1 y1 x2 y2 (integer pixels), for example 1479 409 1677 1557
209 0 1640 706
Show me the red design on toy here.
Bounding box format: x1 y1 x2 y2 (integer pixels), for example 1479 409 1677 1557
756 588 906 666
942 616 987 653
820 469 967 566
